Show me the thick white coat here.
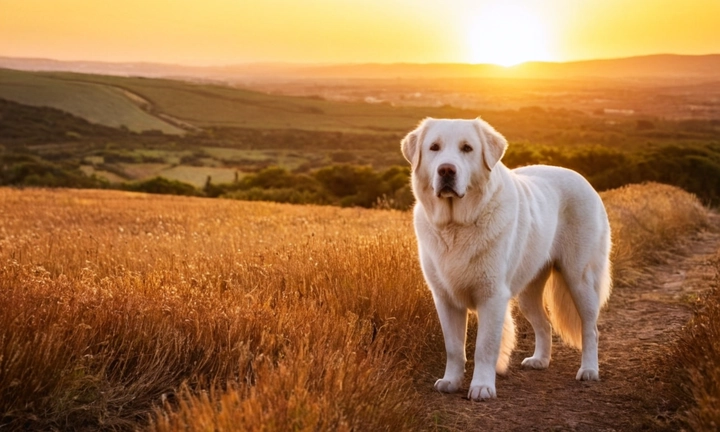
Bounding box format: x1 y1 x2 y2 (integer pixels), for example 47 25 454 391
402 118 612 401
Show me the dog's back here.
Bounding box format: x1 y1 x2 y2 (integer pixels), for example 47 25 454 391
511 164 612 351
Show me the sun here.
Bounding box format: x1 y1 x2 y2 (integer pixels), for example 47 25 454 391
466 3 553 66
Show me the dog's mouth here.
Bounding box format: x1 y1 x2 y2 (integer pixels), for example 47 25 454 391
437 185 463 198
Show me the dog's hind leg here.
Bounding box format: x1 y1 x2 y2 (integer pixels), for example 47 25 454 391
518 265 553 369
562 265 603 381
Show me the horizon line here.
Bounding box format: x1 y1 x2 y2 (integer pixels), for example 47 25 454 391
1 52 720 70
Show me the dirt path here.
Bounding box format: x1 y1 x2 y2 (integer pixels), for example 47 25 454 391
419 216 720 431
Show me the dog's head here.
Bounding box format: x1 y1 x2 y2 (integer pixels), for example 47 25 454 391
401 118 508 199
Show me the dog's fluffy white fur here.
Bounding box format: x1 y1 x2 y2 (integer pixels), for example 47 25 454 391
402 118 612 401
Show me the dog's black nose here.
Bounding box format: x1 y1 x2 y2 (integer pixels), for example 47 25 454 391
438 164 456 178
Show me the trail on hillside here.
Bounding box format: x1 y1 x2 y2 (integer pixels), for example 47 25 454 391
417 215 720 431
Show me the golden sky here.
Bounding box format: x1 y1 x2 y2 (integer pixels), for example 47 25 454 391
1 0 718 66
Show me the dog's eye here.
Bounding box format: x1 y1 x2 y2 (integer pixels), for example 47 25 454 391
461 143 473 153
429 142 441 151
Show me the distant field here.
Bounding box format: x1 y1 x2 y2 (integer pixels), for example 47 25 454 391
109 163 242 188
0 68 477 134
46 72 429 132
157 165 239 187
0 69 183 134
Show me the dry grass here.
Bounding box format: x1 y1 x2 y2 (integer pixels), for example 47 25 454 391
0 181 708 431
673 254 720 430
601 182 708 287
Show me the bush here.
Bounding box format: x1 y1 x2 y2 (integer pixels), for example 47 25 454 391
0 153 106 188
209 165 413 209
224 187 328 205
123 177 200 196
503 143 720 205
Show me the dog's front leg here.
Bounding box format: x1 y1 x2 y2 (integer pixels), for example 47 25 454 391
433 294 468 393
469 293 510 400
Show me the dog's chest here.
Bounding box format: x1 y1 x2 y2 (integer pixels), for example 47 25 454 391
423 226 495 302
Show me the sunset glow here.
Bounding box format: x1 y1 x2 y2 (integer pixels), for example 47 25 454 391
0 0 718 66
465 2 554 66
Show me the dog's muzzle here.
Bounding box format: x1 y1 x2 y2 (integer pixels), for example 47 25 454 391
437 163 461 198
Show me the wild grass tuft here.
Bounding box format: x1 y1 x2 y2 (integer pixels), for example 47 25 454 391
672 256 720 430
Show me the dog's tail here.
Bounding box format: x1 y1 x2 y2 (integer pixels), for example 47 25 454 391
543 261 612 349
496 304 516 374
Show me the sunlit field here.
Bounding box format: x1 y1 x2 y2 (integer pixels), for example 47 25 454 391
0 183 709 430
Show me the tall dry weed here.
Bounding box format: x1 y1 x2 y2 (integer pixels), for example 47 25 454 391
0 182 709 431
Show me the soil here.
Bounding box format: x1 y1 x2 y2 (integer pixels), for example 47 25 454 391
418 215 720 431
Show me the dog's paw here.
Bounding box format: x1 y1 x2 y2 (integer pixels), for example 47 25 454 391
575 367 600 381
468 384 496 401
521 356 550 369
434 378 461 393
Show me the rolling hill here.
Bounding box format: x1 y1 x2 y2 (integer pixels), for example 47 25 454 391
0 68 184 134
0 68 466 135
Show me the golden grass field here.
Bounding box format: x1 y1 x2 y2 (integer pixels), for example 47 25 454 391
674 250 720 430
0 183 710 430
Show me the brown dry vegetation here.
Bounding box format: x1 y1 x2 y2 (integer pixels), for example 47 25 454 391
602 183 709 287
0 182 709 431
674 253 720 430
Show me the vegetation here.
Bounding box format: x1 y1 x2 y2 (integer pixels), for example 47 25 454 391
672 255 720 430
2 66 720 207
0 183 708 430
123 176 202 196
204 165 413 209
506 142 720 205
0 69 182 133
601 183 709 287
0 152 107 189
2 94 720 208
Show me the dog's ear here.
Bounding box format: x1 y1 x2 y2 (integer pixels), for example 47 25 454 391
401 118 429 167
473 117 508 171
401 130 418 164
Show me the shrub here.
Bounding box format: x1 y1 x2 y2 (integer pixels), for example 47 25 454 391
123 177 200 196
209 165 412 209
0 153 106 189
224 187 328 205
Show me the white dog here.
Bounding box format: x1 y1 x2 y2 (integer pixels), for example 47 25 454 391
402 118 612 401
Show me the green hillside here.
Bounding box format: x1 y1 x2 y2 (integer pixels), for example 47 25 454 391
39 71 431 133
0 69 183 134
0 68 476 134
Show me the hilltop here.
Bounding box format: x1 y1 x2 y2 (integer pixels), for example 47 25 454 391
0 67 453 134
